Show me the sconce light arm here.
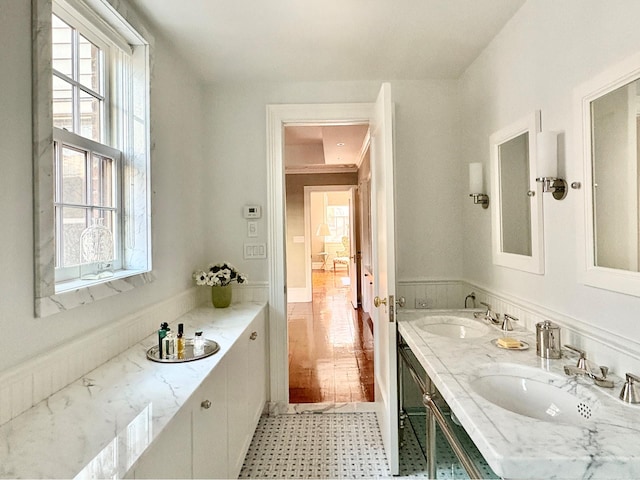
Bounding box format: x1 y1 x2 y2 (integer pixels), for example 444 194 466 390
535 177 568 200
469 193 490 209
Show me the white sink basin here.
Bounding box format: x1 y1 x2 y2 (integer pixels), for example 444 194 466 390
469 363 601 426
416 315 489 339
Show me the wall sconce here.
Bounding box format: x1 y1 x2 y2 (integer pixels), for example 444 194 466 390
469 163 489 209
535 131 567 200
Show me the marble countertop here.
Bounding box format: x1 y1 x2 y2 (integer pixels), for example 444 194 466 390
398 309 640 479
0 303 266 479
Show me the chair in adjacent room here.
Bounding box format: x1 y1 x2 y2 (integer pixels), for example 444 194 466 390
333 236 350 273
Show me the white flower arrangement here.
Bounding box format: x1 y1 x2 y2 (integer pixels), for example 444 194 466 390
193 262 247 287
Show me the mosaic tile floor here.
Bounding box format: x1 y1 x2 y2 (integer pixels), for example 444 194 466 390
239 412 431 479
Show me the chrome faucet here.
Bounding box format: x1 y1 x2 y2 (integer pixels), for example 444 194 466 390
464 291 476 309
620 373 640 404
474 302 500 325
501 313 518 332
563 345 614 388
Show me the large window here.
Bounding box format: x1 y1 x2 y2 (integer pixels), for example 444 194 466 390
52 12 106 142
33 0 152 315
52 6 124 285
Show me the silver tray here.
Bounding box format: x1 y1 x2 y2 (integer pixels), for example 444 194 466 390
146 338 220 363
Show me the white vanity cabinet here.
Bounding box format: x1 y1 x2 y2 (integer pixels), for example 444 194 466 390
132 404 194 479
247 310 267 426
227 310 267 478
192 354 229 479
131 308 267 479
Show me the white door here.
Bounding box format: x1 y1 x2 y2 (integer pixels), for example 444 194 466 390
348 186 358 308
370 83 398 474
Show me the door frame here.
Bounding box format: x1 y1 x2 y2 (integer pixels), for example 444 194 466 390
266 103 373 412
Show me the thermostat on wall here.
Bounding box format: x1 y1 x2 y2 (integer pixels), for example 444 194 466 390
243 205 262 219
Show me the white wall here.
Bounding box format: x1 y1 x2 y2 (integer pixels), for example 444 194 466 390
0 0 207 374
460 0 640 343
202 80 463 284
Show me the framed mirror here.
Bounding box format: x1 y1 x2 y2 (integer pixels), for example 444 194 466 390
490 111 545 274
576 52 640 296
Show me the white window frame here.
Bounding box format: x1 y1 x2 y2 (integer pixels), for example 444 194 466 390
32 0 153 316
51 6 125 285
53 130 123 282
51 6 110 143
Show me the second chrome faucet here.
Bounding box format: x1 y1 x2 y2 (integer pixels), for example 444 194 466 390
474 302 501 325
563 345 614 388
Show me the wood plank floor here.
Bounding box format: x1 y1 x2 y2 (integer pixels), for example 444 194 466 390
287 269 374 403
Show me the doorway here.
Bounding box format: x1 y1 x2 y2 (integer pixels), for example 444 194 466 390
267 84 399 473
284 125 374 404
287 183 374 403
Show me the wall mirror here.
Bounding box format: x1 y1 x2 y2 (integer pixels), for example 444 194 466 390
576 52 640 296
490 111 545 274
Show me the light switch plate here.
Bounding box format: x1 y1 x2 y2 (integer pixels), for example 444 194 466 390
244 243 267 259
247 221 258 237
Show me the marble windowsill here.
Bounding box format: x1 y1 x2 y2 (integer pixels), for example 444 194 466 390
398 309 640 480
54 268 150 294
37 270 156 318
0 303 266 479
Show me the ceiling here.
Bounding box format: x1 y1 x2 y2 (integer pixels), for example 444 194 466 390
128 0 526 84
284 125 369 173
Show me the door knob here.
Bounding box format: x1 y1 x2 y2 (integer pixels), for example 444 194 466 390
250 331 258 340
374 296 387 308
201 400 211 409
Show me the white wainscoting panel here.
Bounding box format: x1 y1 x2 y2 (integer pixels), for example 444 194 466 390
398 278 640 379
396 280 471 310
470 283 640 378
0 287 202 426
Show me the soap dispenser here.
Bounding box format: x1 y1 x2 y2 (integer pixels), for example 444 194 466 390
536 320 562 359
158 322 168 359
194 331 204 356
163 324 176 360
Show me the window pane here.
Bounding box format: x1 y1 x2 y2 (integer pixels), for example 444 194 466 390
60 147 87 205
327 205 350 242
91 154 114 207
61 206 88 267
52 14 72 77
79 90 102 142
53 76 73 131
79 34 102 94
61 146 87 205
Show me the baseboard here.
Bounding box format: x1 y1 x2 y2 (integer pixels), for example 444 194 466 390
287 287 311 303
